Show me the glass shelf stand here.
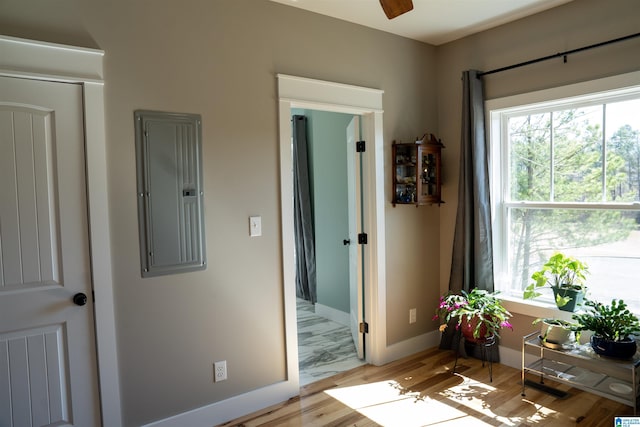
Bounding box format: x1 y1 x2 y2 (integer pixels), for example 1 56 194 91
521 331 640 414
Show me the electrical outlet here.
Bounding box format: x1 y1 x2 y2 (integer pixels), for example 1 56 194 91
409 308 417 324
214 360 227 382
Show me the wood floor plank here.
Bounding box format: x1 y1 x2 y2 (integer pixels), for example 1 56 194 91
219 348 635 426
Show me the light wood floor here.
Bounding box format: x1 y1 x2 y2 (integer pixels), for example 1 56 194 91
219 347 635 426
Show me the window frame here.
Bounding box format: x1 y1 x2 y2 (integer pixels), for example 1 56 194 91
487 71 640 314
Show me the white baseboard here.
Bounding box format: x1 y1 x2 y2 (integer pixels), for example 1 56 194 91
376 330 441 365
141 380 298 427
498 345 521 370
141 338 524 427
377 331 523 373
315 303 350 326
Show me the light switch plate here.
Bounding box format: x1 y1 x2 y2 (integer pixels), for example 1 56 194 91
249 216 262 237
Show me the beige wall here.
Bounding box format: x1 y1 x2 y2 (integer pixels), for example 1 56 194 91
0 0 438 425
3 0 639 424
436 0 640 351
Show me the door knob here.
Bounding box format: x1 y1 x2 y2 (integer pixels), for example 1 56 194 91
343 239 351 246
73 293 88 306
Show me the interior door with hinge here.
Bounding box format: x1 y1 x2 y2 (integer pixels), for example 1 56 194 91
346 116 365 359
0 76 101 426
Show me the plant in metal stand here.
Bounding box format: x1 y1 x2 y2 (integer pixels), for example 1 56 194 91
434 288 513 342
434 288 513 382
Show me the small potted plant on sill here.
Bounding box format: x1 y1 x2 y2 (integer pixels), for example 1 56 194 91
523 252 589 312
571 298 640 359
434 288 513 342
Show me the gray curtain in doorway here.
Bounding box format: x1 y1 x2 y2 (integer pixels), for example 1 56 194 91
292 115 317 303
440 70 498 362
448 70 494 294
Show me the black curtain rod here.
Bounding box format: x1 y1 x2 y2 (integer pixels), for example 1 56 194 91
477 32 640 77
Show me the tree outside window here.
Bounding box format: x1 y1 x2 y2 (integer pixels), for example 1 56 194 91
495 95 640 314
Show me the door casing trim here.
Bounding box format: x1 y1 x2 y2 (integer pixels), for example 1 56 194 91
0 34 122 426
277 74 388 379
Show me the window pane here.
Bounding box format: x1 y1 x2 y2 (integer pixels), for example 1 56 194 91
606 99 640 202
508 113 551 201
553 106 603 202
506 207 640 313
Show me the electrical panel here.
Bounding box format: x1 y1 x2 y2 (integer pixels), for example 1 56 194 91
134 110 206 277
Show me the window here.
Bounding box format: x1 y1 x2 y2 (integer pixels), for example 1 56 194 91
488 73 640 314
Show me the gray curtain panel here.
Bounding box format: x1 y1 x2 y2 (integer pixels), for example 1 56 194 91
448 70 495 294
292 115 317 303
441 71 497 361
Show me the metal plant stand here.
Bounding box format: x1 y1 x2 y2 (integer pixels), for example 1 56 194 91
452 330 497 382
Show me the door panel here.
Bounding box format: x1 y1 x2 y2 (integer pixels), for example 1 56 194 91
0 108 60 288
0 76 100 426
0 326 68 427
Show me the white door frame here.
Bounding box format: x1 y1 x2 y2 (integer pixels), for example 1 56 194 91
0 35 122 426
277 74 387 381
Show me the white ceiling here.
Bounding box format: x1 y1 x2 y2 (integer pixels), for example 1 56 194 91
270 0 573 46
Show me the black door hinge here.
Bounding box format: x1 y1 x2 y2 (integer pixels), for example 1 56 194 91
358 233 368 244
356 140 366 152
359 322 369 334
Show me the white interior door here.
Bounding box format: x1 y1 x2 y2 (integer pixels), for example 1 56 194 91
346 116 364 359
0 76 100 426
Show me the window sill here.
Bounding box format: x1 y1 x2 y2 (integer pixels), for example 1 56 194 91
500 295 576 321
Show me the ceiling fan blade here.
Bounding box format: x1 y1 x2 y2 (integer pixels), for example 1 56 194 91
379 0 414 19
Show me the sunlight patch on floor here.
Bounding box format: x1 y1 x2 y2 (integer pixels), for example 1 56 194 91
324 374 558 426
440 375 523 426
326 380 486 426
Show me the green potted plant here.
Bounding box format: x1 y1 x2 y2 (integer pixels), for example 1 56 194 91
533 318 576 348
571 299 640 359
523 252 589 312
434 288 513 342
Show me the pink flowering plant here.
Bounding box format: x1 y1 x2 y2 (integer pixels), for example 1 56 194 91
434 288 513 339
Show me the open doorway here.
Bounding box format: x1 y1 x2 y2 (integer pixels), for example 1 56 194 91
278 73 386 391
291 110 365 385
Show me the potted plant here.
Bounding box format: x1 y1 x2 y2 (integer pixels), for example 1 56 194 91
523 252 589 312
571 298 640 359
533 318 576 348
434 288 513 342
